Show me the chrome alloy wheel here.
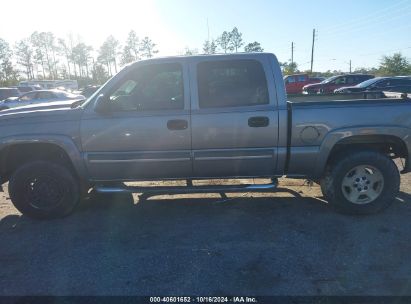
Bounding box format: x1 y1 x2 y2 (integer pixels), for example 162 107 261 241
341 165 384 205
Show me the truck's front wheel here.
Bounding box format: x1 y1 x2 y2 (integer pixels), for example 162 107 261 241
321 150 400 214
8 161 80 219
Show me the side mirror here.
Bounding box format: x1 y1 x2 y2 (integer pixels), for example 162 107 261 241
94 94 112 114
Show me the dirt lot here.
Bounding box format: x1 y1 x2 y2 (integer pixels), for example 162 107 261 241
1 174 411 296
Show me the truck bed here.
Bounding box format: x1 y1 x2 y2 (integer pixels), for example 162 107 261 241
286 98 411 177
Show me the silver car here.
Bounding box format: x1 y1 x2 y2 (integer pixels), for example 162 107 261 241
0 89 85 110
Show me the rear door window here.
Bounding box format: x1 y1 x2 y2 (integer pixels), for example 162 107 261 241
197 59 269 108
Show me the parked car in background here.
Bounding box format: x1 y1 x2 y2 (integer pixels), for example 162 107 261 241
79 85 101 98
302 74 374 94
14 85 42 94
0 88 20 101
334 77 411 94
19 79 79 91
0 89 85 110
283 74 322 94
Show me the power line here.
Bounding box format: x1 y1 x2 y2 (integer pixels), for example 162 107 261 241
324 0 408 32
359 46 411 57
321 0 410 35
321 24 411 53
319 9 411 42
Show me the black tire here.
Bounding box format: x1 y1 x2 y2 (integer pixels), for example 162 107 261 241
320 150 400 215
8 161 80 219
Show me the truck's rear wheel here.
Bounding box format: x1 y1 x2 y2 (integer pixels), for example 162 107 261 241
8 161 80 219
320 150 400 214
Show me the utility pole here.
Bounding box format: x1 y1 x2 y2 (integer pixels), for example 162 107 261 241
291 42 294 66
310 29 316 73
349 60 352 73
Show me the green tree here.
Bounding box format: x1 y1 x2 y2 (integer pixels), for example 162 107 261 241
353 67 379 75
378 53 411 76
98 42 112 76
32 32 58 79
57 38 73 79
14 39 34 79
121 30 141 66
140 37 158 59
31 32 47 78
120 46 134 66
203 39 217 54
229 27 244 52
45 32 59 79
140 37 158 58
72 43 93 78
92 63 109 84
98 35 120 76
183 47 198 55
106 36 120 73
0 38 17 85
244 41 264 52
217 31 232 53
281 61 299 75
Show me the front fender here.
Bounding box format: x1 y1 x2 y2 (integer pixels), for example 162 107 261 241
0 134 88 184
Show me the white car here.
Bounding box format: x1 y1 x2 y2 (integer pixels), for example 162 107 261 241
0 89 85 110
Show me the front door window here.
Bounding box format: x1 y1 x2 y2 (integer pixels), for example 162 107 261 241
108 63 184 112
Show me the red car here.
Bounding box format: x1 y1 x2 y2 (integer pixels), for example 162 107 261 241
302 74 374 94
284 74 323 94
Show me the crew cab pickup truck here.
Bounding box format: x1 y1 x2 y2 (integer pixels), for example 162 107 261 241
0 53 410 219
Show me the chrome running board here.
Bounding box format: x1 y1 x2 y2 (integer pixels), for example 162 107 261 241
94 179 278 195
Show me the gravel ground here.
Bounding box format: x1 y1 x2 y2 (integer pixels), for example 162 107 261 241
0 174 411 296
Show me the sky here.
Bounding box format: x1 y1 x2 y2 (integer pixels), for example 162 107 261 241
1 0 410 72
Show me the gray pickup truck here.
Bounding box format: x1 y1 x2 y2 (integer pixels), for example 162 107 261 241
0 53 410 219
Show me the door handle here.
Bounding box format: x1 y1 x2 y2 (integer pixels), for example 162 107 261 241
167 119 188 130
248 116 269 128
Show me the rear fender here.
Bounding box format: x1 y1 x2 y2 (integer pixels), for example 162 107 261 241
314 126 411 177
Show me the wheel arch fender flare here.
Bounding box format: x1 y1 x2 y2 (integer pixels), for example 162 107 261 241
0 134 88 184
314 125 411 177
